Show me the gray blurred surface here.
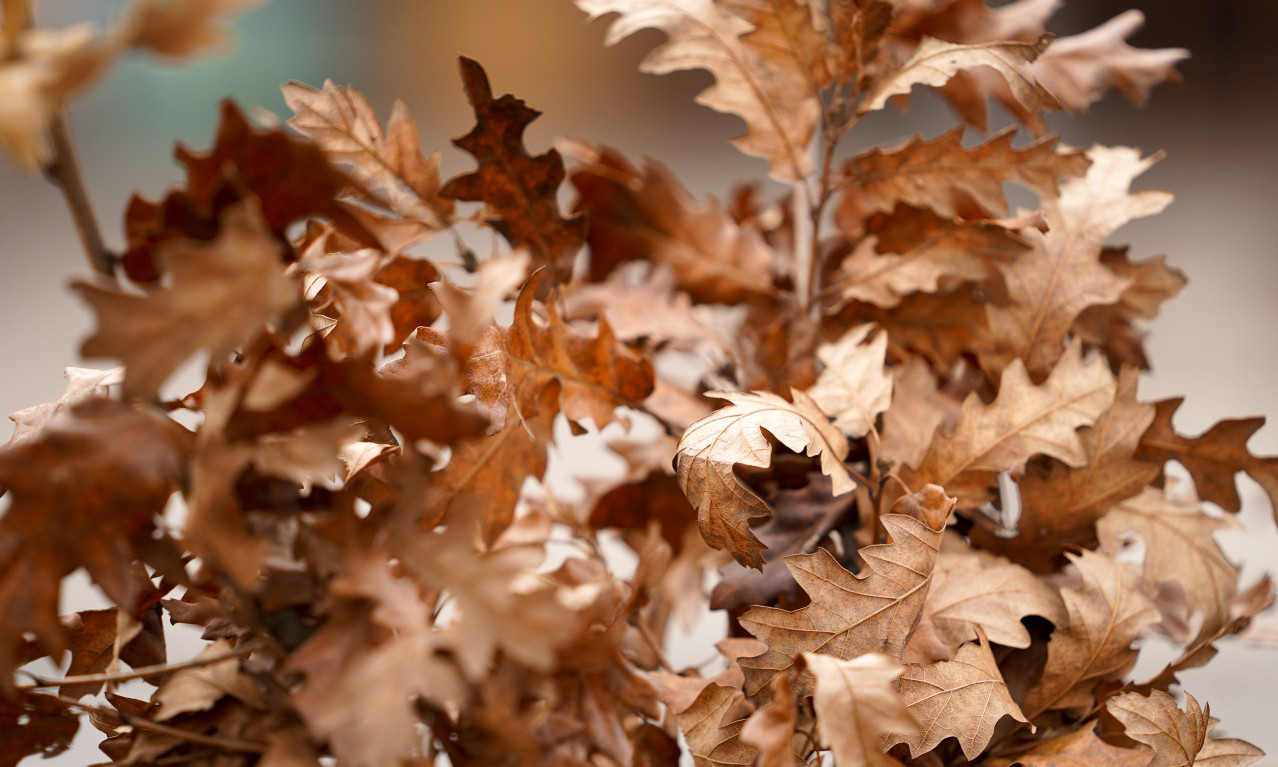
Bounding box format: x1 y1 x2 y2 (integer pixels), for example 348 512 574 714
2 1 1275 764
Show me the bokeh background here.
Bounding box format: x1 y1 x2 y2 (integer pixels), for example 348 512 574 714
2 1 1276 763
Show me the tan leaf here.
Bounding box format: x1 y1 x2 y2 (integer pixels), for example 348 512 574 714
1015 722 1152 767
1135 397 1278 518
432 250 529 355
860 35 1059 116
829 221 1025 309
154 639 264 721
982 145 1170 378
564 264 725 355
970 366 1158 569
806 324 893 437
675 683 757 767
1109 690 1208 767
738 487 953 696
74 200 298 399
909 543 1067 661
803 652 919 767
885 631 1028 760
740 672 799 767
1027 11 1189 114
7 366 122 445
676 389 854 569
904 340 1115 503
1024 550 1160 717
578 0 819 181
879 358 952 471
1097 486 1240 642
1073 250 1186 372
115 0 260 58
845 127 1089 218
282 79 453 227
566 142 776 304
299 247 398 357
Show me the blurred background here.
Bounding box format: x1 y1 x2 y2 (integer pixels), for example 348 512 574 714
2 0 1276 763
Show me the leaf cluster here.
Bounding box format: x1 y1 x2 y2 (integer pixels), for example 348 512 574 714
0 1 1271 767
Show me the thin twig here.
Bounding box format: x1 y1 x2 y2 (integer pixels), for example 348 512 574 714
635 619 675 673
44 110 115 279
17 641 263 691
50 694 267 754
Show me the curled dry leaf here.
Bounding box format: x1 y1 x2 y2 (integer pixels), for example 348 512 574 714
74 200 298 399
740 672 799 767
578 0 819 182
803 652 920 767
675 683 757 767
677 389 855 569
1108 690 1263 767
860 35 1059 115
806 324 893 437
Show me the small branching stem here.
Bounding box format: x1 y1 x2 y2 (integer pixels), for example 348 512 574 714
44 110 116 280
50 694 267 754
17 641 264 691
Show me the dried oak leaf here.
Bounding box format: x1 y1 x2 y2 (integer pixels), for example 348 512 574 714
176 100 379 248
0 691 80 767
1073 249 1186 372
502 271 655 432
803 652 920 767
564 265 724 355
115 0 261 59
884 631 1029 760
0 397 189 686
738 487 953 697
7 366 121 446
903 340 1115 507
971 366 1158 569
578 0 819 182
844 127 1089 219
74 200 298 399
981 145 1171 379
567 142 775 304
676 683 757 767
847 282 990 372
153 639 264 721
1014 721 1152 767
373 254 443 349
1108 690 1263 767
828 218 1025 310
440 57 585 281
1027 11 1188 115
806 324 893 437
1097 486 1240 644
1135 397 1278 520
283 79 454 228
676 389 855 569
879 357 953 471
1023 550 1159 718
298 246 398 357
907 544 1066 663
860 35 1059 116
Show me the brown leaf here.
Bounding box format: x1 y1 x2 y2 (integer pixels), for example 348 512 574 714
982 146 1171 378
116 0 260 58
740 672 799 767
1097 486 1240 643
1135 397 1278 518
806 324 893 437
861 35 1059 116
579 0 819 182
845 127 1089 218
0 398 189 685
884 632 1029 760
908 544 1066 662
373 254 443 349
904 340 1115 506
676 683 757 767
738 488 952 696
849 282 990 372
676 389 855 569
502 272 655 431
1073 250 1186 372
1023 550 1160 718
564 265 724 355
7 366 122 446
154 639 264 721
1027 11 1188 114
299 246 399 357
1014 722 1151 767
0 691 80 767
441 57 585 280
1108 690 1210 767
829 219 1025 310
74 200 298 399
879 358 952 471
803 652 919 767
567 143 776 304
282 79 454 228
971 365 1158 569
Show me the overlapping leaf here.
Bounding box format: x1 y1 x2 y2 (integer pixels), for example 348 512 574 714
804 652 919 767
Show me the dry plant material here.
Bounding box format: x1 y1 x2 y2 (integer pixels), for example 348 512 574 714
0 1 1269 766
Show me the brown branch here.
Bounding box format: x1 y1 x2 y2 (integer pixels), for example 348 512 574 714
17 641 264 691
50 694 267 754
44 110 116 279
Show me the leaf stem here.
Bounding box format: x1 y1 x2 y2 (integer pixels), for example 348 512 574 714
44 110 116 280
17 641 263 691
